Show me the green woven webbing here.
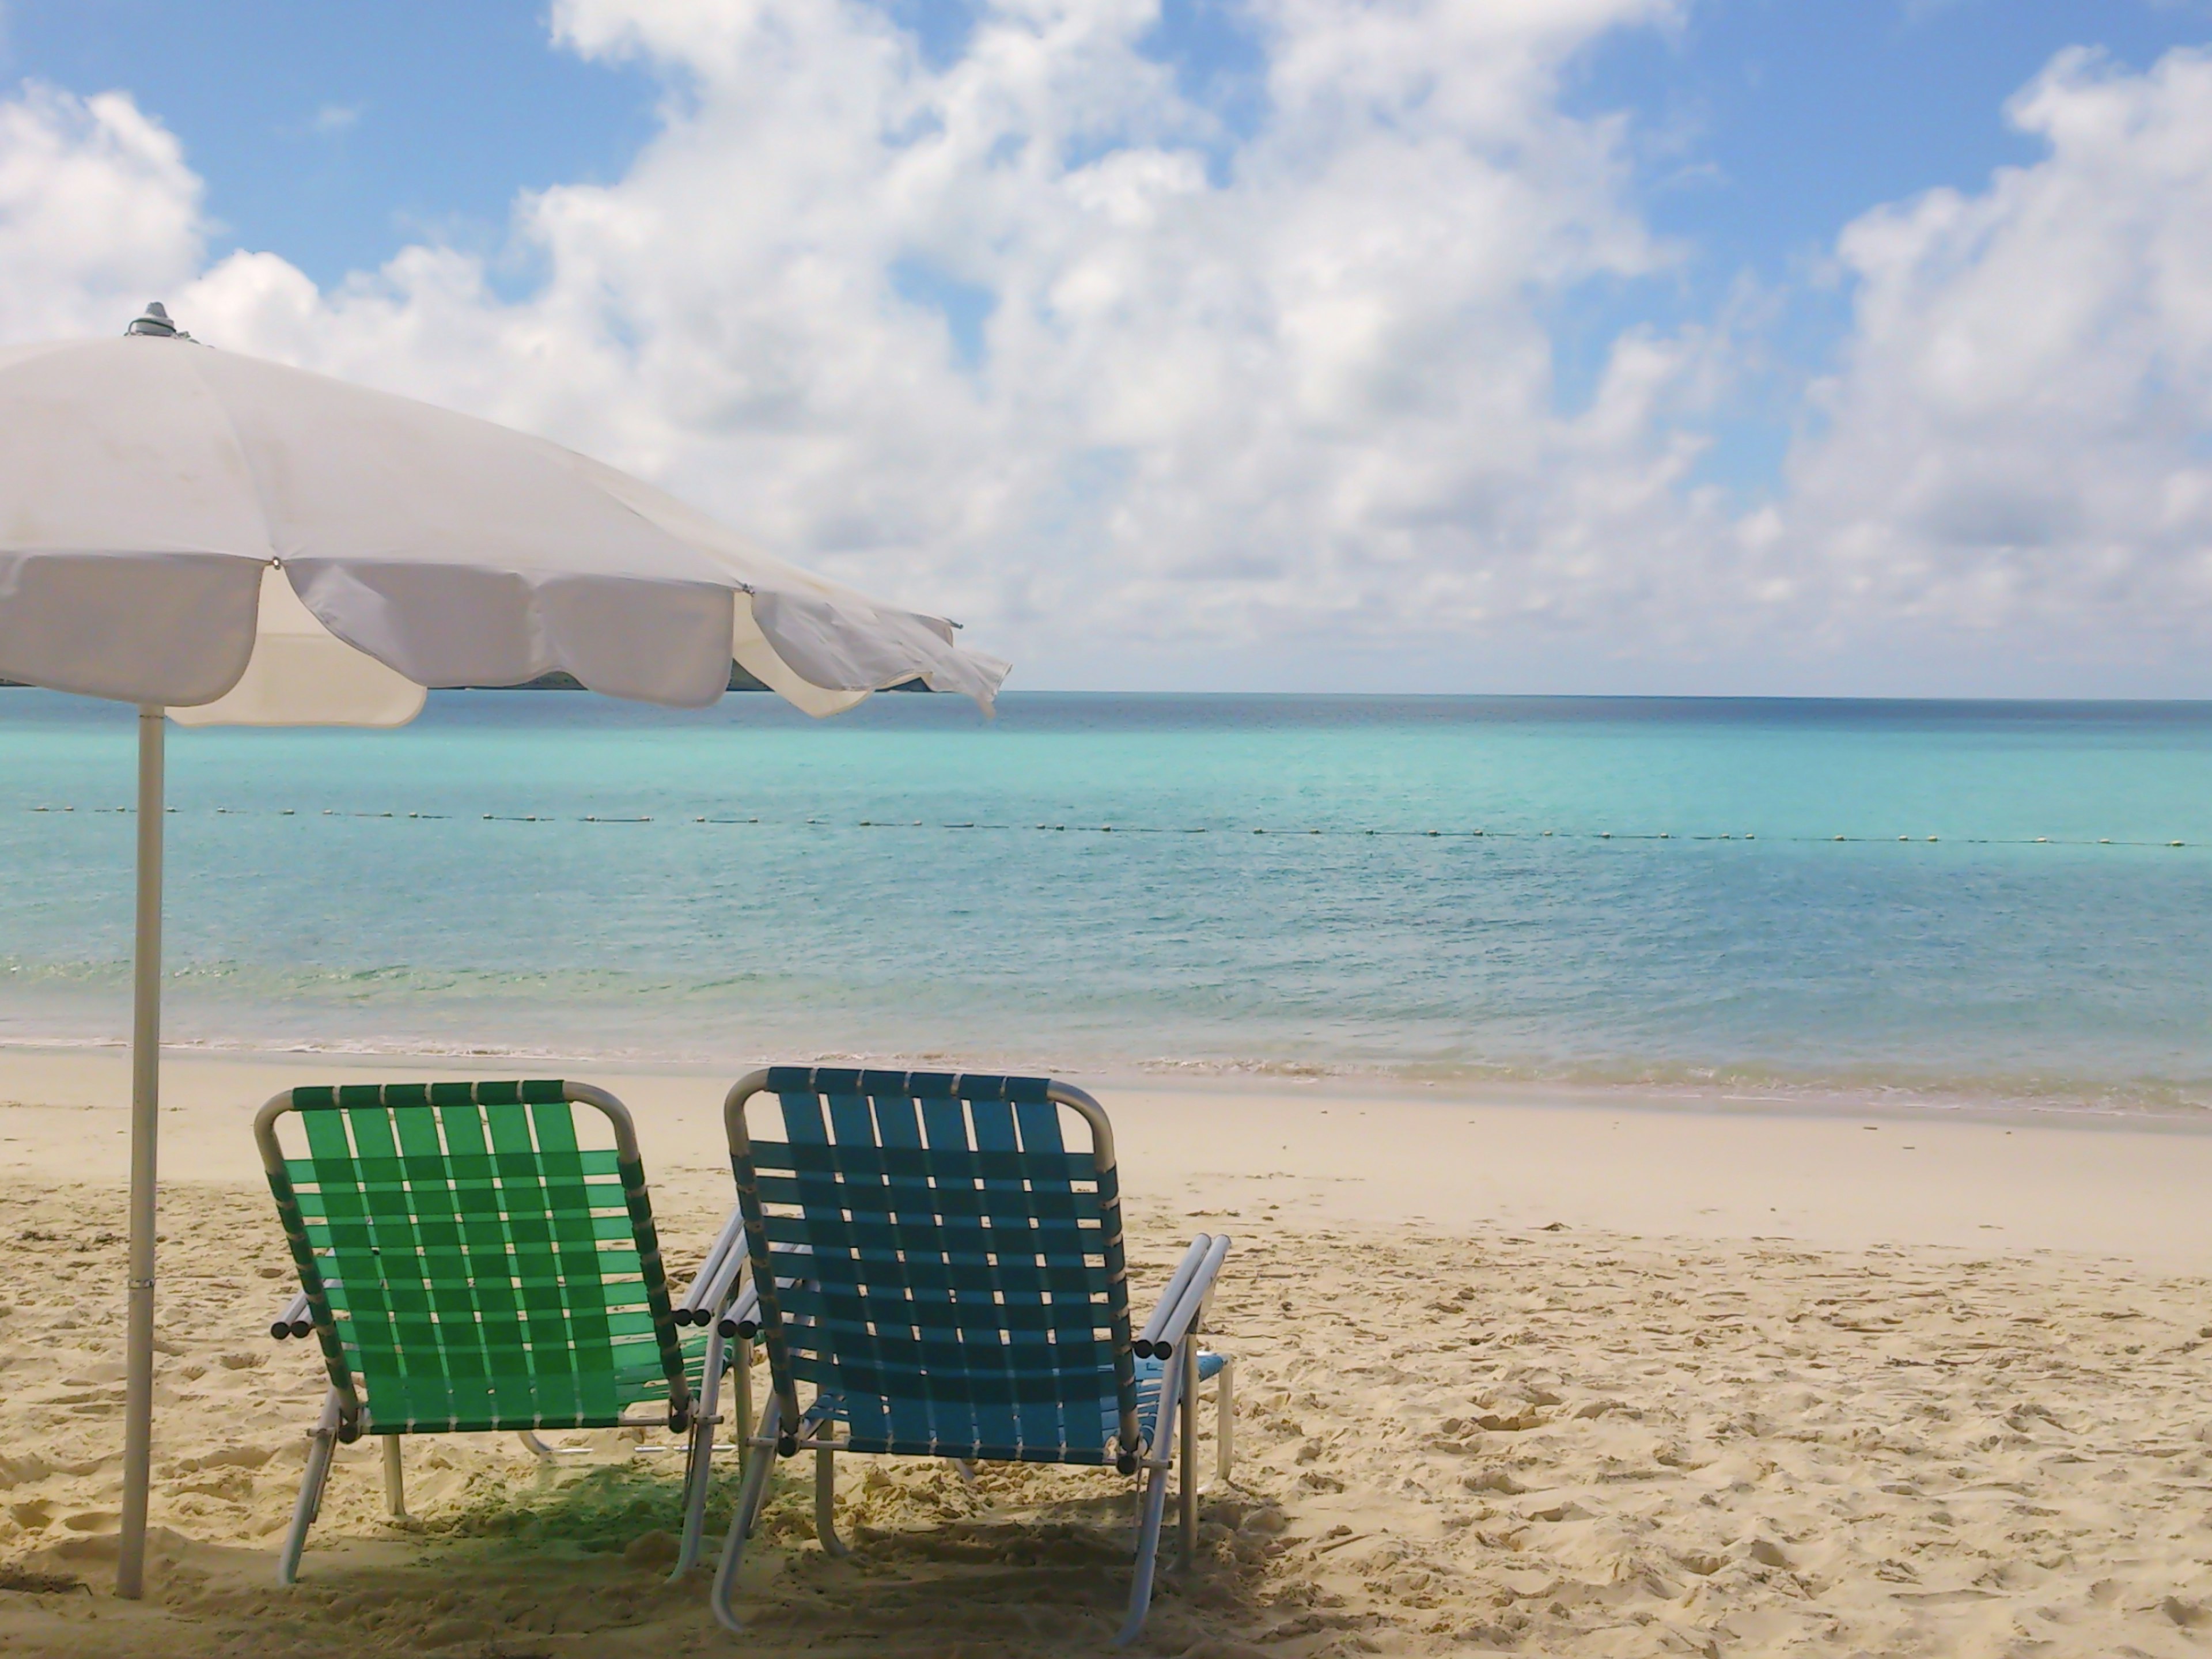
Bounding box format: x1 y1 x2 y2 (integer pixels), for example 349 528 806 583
266 1084 694 1435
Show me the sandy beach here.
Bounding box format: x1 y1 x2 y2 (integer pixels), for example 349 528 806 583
4 1048 2212 1656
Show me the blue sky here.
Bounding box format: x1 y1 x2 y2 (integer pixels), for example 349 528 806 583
2 1 2210 692
9 3 2205 300
1569 2 2212 493
0 2 664 285
9 0 2206 503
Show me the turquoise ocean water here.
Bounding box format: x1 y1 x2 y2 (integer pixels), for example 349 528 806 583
3 691 2210 1114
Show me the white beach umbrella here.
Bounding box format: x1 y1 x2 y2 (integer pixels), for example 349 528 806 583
0 304 1010 1597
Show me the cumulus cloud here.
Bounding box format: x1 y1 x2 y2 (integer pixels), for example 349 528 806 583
1776 47 2212 668
0 84 202 340
0 7 2209 692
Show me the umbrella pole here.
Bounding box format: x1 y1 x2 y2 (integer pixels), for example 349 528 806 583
118 705 164 1599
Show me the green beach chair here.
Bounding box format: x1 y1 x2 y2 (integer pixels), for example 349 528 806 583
709 1067 1233 1646
256 1080 752 1585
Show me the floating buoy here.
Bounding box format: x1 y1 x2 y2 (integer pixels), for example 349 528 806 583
2172 840 2186 847
1543 830 1554 837
1599 831 1611 839
2035 836 2048 843
1898 835 1908 842
1834 834 1846 842
1927 836 1937 842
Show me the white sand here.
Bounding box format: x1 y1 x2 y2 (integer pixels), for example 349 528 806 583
3 1047 2211 1656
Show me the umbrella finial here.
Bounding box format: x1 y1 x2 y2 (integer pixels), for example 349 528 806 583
125 302 186 339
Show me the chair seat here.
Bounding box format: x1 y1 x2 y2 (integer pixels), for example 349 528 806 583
1137 1351 1226 1448
361 1330 718 1434
798 1351 1225 1465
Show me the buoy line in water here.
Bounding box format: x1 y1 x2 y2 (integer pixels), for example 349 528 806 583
8 804 2197 847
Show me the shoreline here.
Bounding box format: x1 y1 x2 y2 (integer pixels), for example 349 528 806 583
6 1033 2210 1129
10 1043 2212 1267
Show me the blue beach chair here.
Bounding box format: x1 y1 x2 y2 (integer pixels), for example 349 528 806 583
709 1067 1233 1645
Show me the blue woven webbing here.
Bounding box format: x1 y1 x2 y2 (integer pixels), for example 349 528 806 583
736 1069 1138 1464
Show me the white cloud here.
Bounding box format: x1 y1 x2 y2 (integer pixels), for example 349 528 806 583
0 84 202 340
1 12 2210 692
309 102 364 135
1775 47 2212 672
189 0 1718 687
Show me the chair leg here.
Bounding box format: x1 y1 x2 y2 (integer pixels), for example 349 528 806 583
1119 1449 1175 1645
1215 1355 1235 1483
1116 1361 1184 1647
734 1338 755 1482
1179 1343 1199 1567
277 1389 343 1587
815 1445 848 1557
711 1393 783 1633
382 1436 407 1519
672 1325 726 1581
738 1426 777 1541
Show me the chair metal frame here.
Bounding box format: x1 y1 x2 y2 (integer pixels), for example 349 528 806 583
708 1067 1232 1646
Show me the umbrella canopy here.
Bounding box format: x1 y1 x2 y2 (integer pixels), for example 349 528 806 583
0 316 1006 722
0 306 1009 1597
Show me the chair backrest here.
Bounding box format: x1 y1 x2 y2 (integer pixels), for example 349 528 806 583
729 1067 1138 1466
255 1080 690 1436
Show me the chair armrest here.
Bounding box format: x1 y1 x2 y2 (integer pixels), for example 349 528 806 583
268 1290 312 1341
1134 1236 1211 1353
673 1203 748 1326
717 1275 762 1339
1133 1234 1230 1359
716 1258 819 1339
